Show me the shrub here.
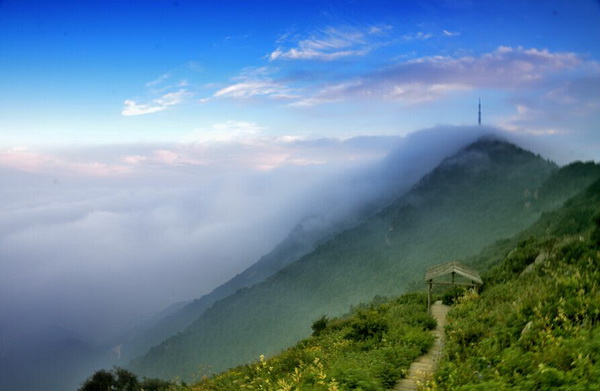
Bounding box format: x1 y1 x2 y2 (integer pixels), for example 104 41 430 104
432 236 600 390
346 311 388 342
79 369 116 391
442 286 466 305
193 292 433 390
311 315 329 336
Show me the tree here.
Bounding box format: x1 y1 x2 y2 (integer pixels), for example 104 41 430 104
114 367 140 391
311 315 329 336
79 369 115 391
592 212 600 247
79 367 173 391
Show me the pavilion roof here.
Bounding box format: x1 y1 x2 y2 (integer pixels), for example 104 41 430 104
424 261 483 285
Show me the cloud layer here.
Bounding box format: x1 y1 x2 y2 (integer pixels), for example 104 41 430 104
0 126 497 345
0 134 397 341
292 46 583 106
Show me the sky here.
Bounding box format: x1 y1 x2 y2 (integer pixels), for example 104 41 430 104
1 0 600 357
1 0 599 154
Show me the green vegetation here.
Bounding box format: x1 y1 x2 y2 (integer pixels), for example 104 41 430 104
181 293 435 391
428 178 600 390
79 367 174 391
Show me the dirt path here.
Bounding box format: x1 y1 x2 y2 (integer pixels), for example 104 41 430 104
394 300 449 391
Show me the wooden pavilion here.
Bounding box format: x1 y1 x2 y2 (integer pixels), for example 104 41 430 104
424 261 483 313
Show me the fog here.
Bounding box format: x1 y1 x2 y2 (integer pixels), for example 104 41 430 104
0 125 573 389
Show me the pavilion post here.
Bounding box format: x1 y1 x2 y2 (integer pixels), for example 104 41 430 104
427 280 432 314
424 261 483 315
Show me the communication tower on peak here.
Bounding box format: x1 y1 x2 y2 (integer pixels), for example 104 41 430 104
478 98 481 126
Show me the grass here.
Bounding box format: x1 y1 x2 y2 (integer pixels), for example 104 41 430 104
179 293 436 391
427 236 600 390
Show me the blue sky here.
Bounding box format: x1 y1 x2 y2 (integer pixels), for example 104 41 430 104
1 0 600 168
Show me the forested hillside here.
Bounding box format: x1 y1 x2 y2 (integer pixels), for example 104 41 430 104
184 172 600 391
120 221 336 362
130 138 600 381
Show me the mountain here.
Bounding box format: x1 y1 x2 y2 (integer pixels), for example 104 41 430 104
119 132 460 362
129 138 598 381
119 217 347 362
433 177 600 389
124 174 600 391
119 162 411 362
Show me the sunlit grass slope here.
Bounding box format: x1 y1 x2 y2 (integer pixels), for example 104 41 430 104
184 293 435 391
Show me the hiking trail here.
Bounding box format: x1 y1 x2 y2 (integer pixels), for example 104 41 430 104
395 300 449 391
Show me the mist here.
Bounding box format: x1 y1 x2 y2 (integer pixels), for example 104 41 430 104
0 125 564 389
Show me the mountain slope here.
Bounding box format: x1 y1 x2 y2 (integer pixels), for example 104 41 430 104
119 160 416 361
131 174 600 391
120 218 347 361
433 177 600 389
131 138 594 381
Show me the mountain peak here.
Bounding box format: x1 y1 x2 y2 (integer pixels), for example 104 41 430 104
465 134 524 154
438 135 548 171
405 136 557 203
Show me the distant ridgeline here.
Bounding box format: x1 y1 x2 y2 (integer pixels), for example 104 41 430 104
128 137 600 382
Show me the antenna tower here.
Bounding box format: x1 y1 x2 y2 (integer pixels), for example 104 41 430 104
478 98 481 126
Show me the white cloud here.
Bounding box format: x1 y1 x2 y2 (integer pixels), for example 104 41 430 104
496 73 600 138
386 83 469 103
0 148 131 176
122 99 166 116
442 29 461 37
214 81 294 99
212 66 297 101
288 46 585 106
269 25 391 61
393 46 581 88
155 90 190 106
121 89 191 116
402 31 433 41
146 73 171 87
1 133 398 178
368 24 393 35
0 129 421 347
288 80 362 107
202 120 265 142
